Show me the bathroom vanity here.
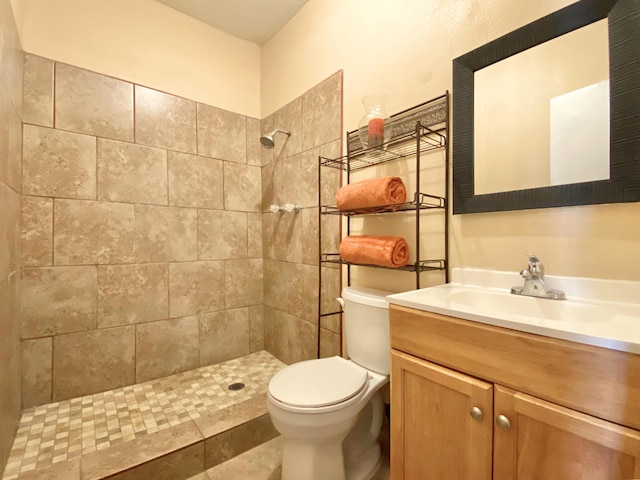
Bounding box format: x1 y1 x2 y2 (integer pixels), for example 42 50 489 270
387 271 640 479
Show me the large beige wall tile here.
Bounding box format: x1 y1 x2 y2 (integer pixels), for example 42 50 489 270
22 196 53 267
21 266 97 338
248 305 264 353
272 97 302 157
224 259 263 309
0 83 22 192
23 125 96 199
97 139 167 204
135 205 197 263
168 152 223 209
264 306 316 364
197 104 246 163
223 162 261 212
302 72 342 151
135 86 197 153
291 263 319 322
136 316 199 382
55 63 134 141
52 326 135 400
247 213 263 258
319 328 340 358
246 117 261 167
199 308 249 365
286 149 318 209
260 159 286 214
169 261 225 318
321 267 341 316
272 213 302 263
198 210 247 260
263 260 284 312
54 200 135 265
301 208 319 266
22 54 54 127
21 337 52 408
98 264 168 328
0 273 21 471
0 182 20 278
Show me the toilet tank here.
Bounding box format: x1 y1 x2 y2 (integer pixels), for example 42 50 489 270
341 286 391 375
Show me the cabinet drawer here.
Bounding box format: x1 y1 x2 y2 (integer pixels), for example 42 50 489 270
390 304 640 430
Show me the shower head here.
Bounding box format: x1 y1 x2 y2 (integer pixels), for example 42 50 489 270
260 129 290 148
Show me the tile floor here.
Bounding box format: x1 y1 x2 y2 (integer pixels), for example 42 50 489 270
2 351 285 479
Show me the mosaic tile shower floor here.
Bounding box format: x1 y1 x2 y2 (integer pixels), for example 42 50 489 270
2 351 285 479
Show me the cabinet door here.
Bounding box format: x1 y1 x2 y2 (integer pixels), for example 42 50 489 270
390 350 493 480
494 385 640 480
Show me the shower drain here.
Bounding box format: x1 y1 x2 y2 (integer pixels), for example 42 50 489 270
228 382 245 391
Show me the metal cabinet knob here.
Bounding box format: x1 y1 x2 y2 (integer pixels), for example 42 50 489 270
496 414 511 431
470 406 484 422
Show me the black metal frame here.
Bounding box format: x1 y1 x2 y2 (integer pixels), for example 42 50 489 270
452 0 640 214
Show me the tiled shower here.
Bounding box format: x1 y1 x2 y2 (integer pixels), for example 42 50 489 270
0 4 343 470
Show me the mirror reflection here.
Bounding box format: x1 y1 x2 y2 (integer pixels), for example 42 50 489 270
474 19 609 195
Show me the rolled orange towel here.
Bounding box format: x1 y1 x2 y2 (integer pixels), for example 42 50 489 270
336 176 407 211
339 235 410 268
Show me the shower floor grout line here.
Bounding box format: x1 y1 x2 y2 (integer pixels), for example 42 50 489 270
2 351 285 480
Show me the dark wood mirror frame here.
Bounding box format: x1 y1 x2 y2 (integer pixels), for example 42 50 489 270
452 0 640 214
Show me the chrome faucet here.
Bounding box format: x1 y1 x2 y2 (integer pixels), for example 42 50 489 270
511 255 566 300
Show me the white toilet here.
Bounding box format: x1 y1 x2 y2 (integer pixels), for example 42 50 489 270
267 286 391 480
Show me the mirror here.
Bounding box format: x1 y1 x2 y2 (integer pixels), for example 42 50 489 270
452 0 640 214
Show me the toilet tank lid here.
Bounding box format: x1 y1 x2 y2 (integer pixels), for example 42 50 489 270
341 286 392 309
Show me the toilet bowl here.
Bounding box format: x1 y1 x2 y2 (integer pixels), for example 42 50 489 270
267 287 391 480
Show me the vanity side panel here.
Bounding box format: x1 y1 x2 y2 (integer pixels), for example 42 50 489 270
389 304 640 430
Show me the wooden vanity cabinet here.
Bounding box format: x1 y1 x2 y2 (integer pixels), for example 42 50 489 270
390 304 640 480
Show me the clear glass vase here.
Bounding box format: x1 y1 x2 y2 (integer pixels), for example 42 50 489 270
358 94 392 150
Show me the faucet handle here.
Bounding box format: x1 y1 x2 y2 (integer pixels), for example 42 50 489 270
527 254 544 278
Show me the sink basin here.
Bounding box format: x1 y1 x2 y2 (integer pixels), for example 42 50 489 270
445 289 615 323
387 279 640 354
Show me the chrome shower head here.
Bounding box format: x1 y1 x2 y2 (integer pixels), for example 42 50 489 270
260 129 290 148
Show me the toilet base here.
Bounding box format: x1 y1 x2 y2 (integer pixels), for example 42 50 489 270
280 435 350 480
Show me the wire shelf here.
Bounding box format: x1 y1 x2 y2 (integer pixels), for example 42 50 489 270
321 254 446 272
321 193 446 216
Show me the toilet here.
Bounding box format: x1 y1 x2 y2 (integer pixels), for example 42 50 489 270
267 286 391 480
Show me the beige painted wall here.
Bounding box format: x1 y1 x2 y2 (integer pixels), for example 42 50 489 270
262 0 640 286
9 0 261 117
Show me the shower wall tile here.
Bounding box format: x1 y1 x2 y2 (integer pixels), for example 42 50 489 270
22 196 52 267
199 308 249 365
52 326 135 400
197 103 246 163
302 71 342 151
273 97 302 158
198 210 247 260
320 312 341 335
247 212 263 258
264 306 316 365
272 212 302 263
260 158 286 213
224 259 263 309
259 115 274 166
97 263 169 328
97 138 167 205
223 162 262 212
21 337 53 408
322 214 341 258
0 82 22 192
169 261 225 318
22 54 54 127
135 316 199 382
55 63 134 141
54 199 135 265
21 266 97 338
321 267 342 316
23 125 96 199
246 117 261 167
320 328 340 358
0 181 20 278
249 304 264 353
301 207 319 266
134 85 197 153
168 152 224 209
134 204 197 263
286 149 319 209
292 263 319 323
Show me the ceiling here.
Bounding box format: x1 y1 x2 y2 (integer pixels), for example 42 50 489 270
156 0 310 45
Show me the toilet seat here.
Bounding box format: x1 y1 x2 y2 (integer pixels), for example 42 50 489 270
269 356 368 408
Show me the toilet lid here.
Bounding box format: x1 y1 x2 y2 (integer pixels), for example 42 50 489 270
269 356 368 408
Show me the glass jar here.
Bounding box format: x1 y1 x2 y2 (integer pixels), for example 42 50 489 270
358 94 392 150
